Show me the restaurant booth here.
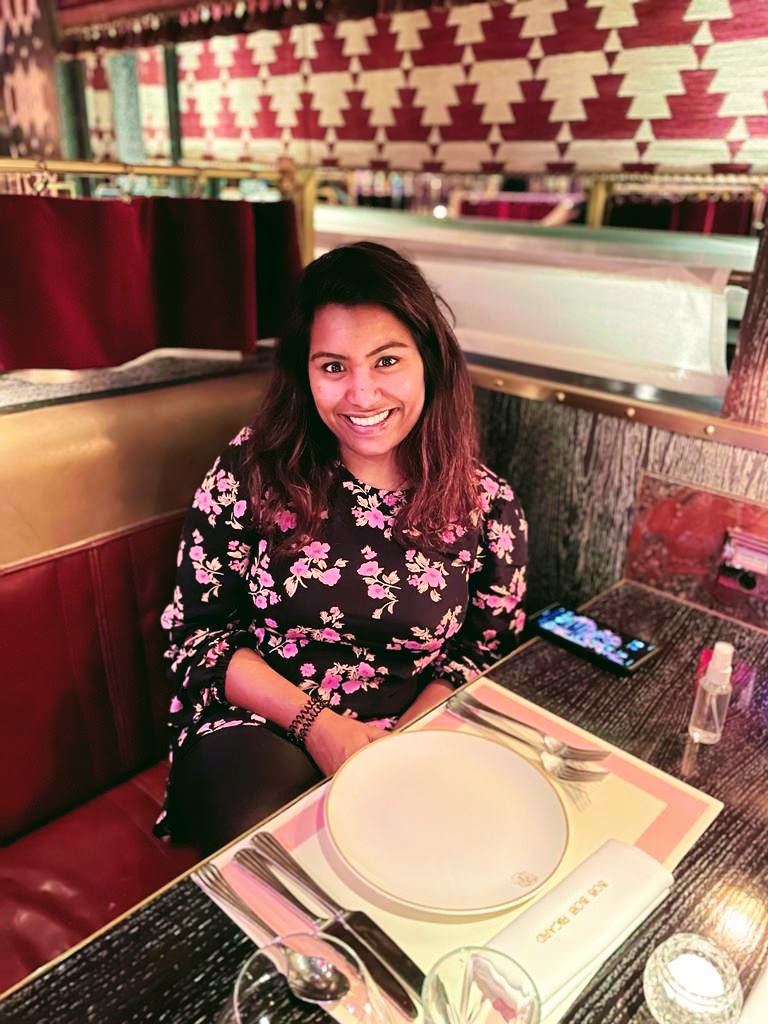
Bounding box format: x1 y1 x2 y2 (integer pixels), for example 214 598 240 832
2 0 768 1021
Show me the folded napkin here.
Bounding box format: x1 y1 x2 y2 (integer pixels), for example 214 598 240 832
486 839 674 1020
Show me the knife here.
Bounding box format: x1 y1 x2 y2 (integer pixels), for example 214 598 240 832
250 832 426 999
234 848 418 1019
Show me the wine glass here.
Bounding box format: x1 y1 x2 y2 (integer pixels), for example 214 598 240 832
423 946 541 1024
231 931 394 1023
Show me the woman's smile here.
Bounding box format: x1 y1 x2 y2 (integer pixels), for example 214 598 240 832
343 408 396 429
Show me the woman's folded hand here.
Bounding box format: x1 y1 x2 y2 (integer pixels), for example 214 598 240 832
305 711 387 776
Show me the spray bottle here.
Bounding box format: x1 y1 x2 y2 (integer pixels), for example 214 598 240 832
688 641 734 744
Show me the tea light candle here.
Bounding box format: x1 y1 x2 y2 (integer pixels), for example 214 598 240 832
643 933 743 1024
666 951 726 1006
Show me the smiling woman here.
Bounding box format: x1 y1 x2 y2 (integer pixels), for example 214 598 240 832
157 242 528 853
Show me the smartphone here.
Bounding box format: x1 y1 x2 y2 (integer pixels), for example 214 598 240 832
533 603 659 675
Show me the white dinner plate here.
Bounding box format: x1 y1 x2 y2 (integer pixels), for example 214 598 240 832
325 729 569 915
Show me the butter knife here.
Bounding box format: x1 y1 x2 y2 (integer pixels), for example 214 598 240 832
234 848 418 1019
251 832 426 998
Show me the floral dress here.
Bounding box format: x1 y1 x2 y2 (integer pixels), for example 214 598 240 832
156 426 527 836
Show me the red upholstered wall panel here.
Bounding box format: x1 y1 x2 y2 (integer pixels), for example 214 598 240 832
0 513 184 842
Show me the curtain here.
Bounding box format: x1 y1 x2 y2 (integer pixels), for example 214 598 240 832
0 195 155 370
606 194 755 236
152 197 257 351
459 198 559 221
0 195 301 371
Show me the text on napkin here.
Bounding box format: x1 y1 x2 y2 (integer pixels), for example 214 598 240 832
537 879 609 943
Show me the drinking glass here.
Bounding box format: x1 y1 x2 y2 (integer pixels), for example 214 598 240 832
643 932 743 1024
231 930 394 1024
423 946 541 1024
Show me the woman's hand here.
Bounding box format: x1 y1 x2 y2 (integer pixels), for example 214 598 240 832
396 679 453 728
304 710 387 776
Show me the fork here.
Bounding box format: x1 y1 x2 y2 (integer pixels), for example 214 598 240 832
234 849 419 1019
195 861 277 939
449 690 609 761
447 701 608 784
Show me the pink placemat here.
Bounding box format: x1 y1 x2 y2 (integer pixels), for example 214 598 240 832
205 677 722 1020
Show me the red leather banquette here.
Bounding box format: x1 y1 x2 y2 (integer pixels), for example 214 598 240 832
0 372 267 992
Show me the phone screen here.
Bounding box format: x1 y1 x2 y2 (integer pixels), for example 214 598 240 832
534 605 658 674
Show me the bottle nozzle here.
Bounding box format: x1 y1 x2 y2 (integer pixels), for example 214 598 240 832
711 641 734 673
705 641 734 691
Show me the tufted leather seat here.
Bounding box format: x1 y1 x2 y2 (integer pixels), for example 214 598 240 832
0 371 268 993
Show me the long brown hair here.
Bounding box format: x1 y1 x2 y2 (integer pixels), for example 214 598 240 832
241 241 479 552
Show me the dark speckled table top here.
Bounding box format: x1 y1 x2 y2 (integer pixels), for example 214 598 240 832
2 581 767 1024
0 350 274 415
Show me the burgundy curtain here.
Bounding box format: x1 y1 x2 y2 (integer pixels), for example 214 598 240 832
0 195 156 370
460 197 558 221
606 196 674 231
607 194 754 236
251 198 303 342
152 197 257 352
0 195 301 371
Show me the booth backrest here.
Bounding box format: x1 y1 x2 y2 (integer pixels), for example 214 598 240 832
0 372 268 842
1 514 183 839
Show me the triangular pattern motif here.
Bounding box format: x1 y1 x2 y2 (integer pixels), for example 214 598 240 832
618 0 698 47
170 1 768 172
386 87 432 143
306 23 349 73
651 68 733 138
472 5 529 61
708 0 768 40
571 73 640 139
410 8 464 67
542 1 609 54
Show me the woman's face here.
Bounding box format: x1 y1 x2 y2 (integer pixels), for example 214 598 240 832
308 304 426 485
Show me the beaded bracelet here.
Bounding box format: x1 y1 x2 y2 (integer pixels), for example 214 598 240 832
288 695 325 746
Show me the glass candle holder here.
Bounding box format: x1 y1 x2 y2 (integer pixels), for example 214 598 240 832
643 932 743 1024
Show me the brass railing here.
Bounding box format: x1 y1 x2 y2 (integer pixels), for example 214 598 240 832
0 157 316 265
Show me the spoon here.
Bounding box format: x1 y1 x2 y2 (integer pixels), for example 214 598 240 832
195 862 350 1002
273 942 351 1003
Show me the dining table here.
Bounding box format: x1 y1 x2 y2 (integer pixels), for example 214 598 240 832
2 579 767 1024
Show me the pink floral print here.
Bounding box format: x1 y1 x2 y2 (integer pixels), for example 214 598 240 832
157 435 527 837
357 545 400 618
343 477 405 538
285 541 348 598
405 550 449 601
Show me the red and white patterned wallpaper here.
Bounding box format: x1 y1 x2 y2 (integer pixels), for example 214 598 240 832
163 0 768 173
1 0 60 156
83 50 116 158
136 46 170 159
80 46 170 160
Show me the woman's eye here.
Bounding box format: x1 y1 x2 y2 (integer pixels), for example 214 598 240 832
377 355 399 368
322 361 344 374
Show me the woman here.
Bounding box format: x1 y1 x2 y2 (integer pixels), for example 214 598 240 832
157 241 527 852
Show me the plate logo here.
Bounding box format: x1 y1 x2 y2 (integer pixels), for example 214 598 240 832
511 871 538 887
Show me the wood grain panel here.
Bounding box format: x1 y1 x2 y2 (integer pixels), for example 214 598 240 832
723 228 768 426
645 428 768 498
474 388 768 613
